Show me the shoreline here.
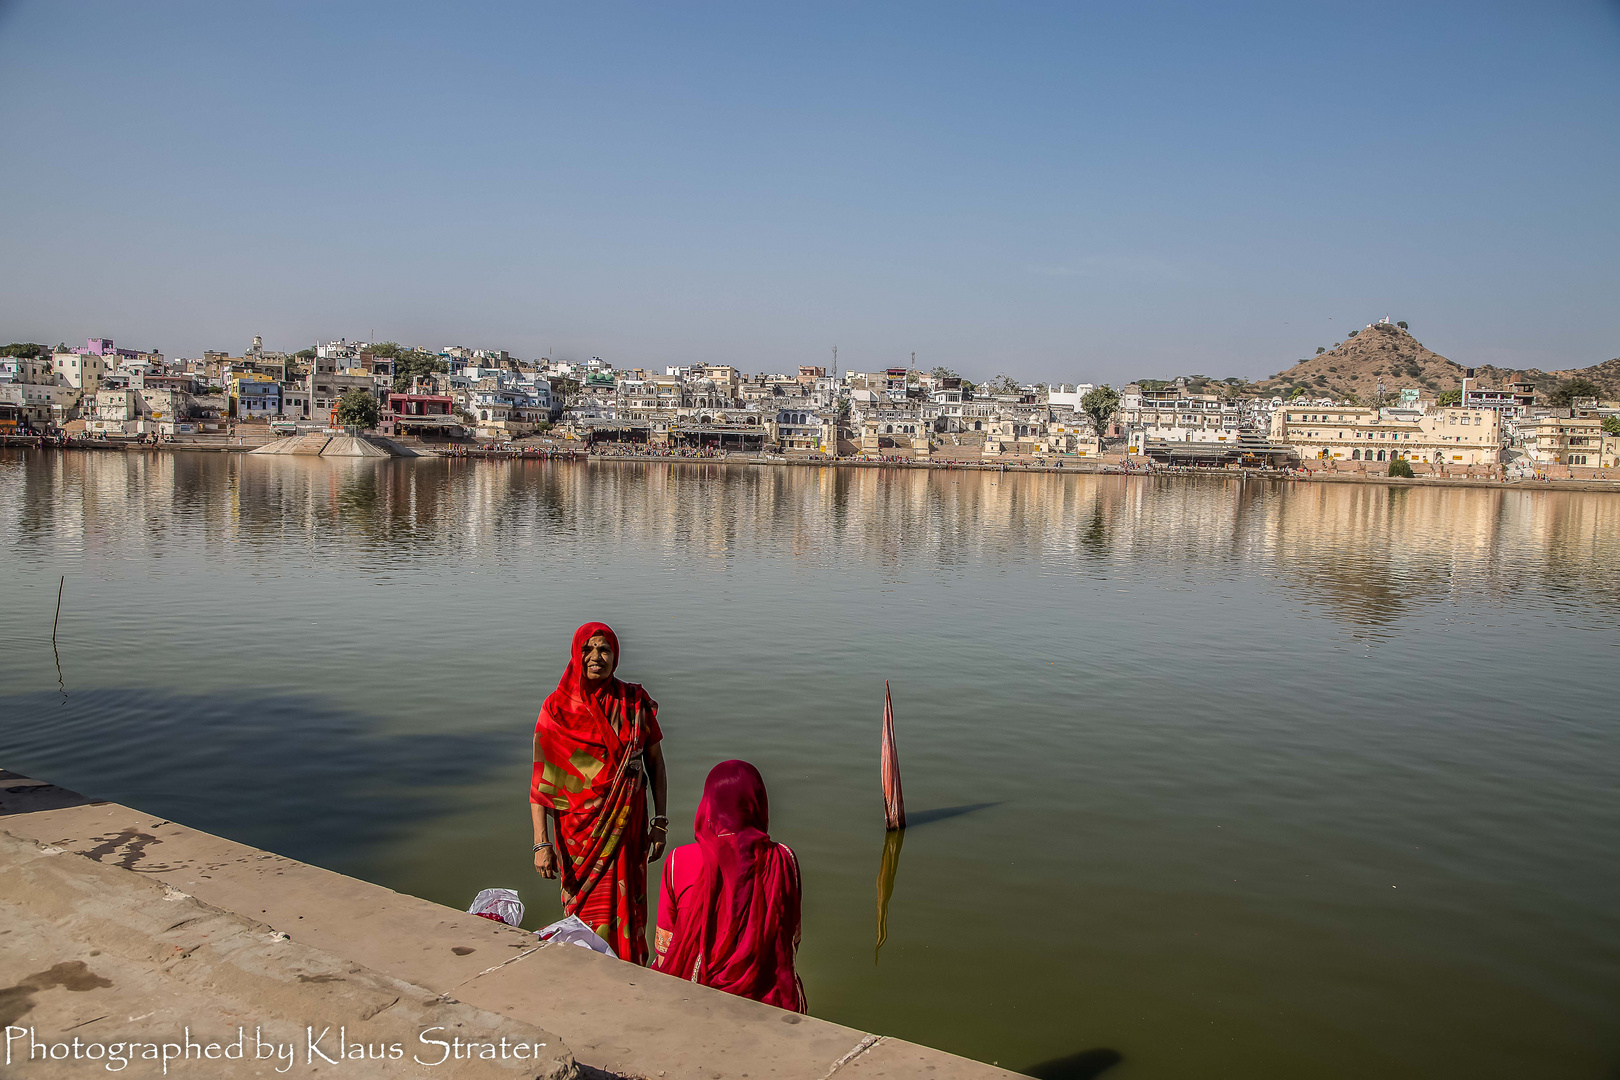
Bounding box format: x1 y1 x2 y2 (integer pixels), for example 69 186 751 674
7 436 1619 493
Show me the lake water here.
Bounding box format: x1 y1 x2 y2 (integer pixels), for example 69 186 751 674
2 449 1617 1079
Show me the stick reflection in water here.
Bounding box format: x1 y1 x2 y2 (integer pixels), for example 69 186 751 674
874 826 905 964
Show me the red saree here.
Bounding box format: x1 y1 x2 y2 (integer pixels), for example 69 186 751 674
531 622 662 965
653 760 806 1012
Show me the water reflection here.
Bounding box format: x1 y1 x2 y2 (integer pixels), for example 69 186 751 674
6 453 1617 637
874 826 904 964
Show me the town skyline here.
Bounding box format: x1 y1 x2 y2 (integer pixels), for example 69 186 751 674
4 313 1615 396
3 2 1618 382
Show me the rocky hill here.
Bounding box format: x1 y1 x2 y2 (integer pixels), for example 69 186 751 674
1254 322 1469 401
1250 321 1620 403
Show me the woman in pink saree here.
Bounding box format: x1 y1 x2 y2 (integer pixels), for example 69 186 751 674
653 760 806 1012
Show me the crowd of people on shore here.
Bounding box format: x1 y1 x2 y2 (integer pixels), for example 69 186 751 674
589 443 734 459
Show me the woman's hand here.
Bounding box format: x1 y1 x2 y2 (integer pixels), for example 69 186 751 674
534 845 558 879
647 824 667 863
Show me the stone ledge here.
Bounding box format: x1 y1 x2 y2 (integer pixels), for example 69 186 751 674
0 770 1022 1080
0 829 576 1079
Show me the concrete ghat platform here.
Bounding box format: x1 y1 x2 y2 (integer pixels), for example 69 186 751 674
0 770 1022 1080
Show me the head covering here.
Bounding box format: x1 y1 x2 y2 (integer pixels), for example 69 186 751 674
531 621 662 965
551 621 620 720
656 760 804 1011
534 622 653 807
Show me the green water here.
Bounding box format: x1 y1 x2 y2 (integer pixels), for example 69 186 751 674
2 450 1617 1078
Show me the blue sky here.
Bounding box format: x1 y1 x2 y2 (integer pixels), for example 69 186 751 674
2 1 1617 383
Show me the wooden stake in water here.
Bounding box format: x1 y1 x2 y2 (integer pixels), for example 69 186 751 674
53 575 63 643
881 681 906 830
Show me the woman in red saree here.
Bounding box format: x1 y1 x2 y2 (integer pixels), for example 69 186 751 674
531 622 668 965
653 760 806 1012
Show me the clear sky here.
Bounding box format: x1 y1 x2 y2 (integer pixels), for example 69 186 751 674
2 1 1617 384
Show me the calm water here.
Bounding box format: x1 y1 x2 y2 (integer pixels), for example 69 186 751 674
2 450 1617 1078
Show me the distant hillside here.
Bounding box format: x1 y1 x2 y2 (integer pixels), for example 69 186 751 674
1249 322 1620 403
1254 322 1465 401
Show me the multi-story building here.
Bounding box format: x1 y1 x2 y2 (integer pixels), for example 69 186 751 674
307 371 378 422
86 388 148 434
234 377 282 420
279 382 309 419
381 393 462 438
1271 405 1503 465
0 355 53 388
1122 386 1242 445
51 351 109 393
1462 380 1537 416
468 387 553 438
770 404 825 450
1519 411 1616 469
1045 383 1096 412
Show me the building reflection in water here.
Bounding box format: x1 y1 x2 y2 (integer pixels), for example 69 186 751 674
5 452 1619 632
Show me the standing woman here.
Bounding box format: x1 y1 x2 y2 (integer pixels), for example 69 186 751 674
653 760 806 1012
532 622 669 965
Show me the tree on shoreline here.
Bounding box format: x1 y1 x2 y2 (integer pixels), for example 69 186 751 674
1081 385 1121 440
335 388 379 429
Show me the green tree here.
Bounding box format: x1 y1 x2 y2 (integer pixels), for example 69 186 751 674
1603 414 1620 436
1388 457 1415 478
1316 347 1326 354
294 348 316 359
1 342 48 358
392 349 448 391
367 341 403 359
1436 389 1462 406
988 373 1021 395
1397 321 1409 329
334 388 379 429
551 376 581 401
1080 384 1121 438
930 366 960 380
1548 378 1602 407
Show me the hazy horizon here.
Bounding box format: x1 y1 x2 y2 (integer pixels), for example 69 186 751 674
3 1 1617 385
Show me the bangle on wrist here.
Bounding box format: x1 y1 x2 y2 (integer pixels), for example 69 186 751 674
533 842 552 853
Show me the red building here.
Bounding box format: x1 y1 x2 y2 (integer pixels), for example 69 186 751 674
380 393 462 438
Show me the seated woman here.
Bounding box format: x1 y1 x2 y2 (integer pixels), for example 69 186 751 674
653 760 806 1012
